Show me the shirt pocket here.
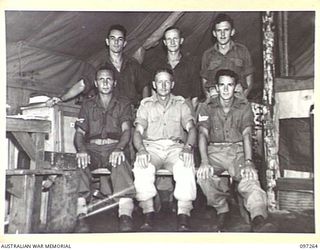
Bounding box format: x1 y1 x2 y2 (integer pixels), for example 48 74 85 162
207 59 222 70
230 58 244 67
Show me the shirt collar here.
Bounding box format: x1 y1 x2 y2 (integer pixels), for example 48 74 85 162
208 96 248 109
213 40 235 54
105 52 130 69
93 94 118 112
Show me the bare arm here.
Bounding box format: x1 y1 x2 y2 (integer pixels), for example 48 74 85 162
46 79 86 107
109 121 131 167
133 124 150 168
241 126 258 180
197 126 214 179
74 127 90 169
244 74 253 97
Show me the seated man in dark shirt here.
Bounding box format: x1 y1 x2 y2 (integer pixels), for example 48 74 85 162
74 67 135 232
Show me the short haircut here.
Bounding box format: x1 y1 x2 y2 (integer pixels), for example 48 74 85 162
107 24 127 39
163 26 182 40
212 13 234 31
153 68 174 81
215 69 238 85
96 66 115 80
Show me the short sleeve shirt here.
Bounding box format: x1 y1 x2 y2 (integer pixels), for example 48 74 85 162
197 97 254 143
104 54 149 107
134 94 195 141
75 95 132 140
200 41 254 89
142 54 201 98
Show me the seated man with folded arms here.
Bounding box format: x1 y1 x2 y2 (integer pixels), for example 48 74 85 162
197 69 275 232
74 67 135 232
133 68 197 231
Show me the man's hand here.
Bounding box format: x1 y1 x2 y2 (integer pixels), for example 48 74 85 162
109 148 125 168
240 161 258 181
46 97 62 107
135 149 150 168
197 161 214 179
179 147 194 168
76 152 91 169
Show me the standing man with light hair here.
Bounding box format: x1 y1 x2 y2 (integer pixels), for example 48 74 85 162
201 13 254 100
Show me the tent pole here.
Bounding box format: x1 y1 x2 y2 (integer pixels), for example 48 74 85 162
262 11 280 211
277 12 289 76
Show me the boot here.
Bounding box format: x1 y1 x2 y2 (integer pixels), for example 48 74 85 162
251 215 277 232
177 214 190 232
119 215 133 232
140 212 155 231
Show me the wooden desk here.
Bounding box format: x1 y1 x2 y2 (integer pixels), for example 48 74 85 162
6 117 51 233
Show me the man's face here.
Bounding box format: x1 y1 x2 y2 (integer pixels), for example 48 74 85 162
163 29 184 53
152 71 175 97
106 29 127 53
213 21 235 46
95 70 116 95
216 75 236 100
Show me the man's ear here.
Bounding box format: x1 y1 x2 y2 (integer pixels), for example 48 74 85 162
215 84 219 92
171 81 175 89
123 40 127 48
105 38 109 46
94 80 98 88
212 30 217 38
152 81 156 90
163 39 167 47
180 37 184 45
231 28 235 37
113 80 117 87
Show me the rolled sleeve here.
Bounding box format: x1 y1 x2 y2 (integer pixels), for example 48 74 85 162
75 105 88 132
119 103 133 125
240 104 254 133
180 102 195 130
242 47 254 77
196 103 210 130
134 103 148 129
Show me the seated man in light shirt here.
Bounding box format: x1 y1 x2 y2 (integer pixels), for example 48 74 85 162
132 68 197 231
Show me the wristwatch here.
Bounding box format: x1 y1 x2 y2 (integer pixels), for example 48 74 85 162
184 143 194 151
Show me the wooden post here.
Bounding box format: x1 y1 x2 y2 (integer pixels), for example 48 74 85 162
277 12 289 76
262 11 281 211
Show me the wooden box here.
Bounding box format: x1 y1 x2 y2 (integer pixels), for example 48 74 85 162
21 103 80 153
276 177 314 212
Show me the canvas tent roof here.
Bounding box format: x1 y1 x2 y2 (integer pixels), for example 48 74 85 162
5 11 315 99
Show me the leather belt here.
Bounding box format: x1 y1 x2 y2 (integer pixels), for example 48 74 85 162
90 138 119 145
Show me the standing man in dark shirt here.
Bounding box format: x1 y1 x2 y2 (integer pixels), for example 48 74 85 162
46 24 149 108
74 67 135 232
143 26 201 107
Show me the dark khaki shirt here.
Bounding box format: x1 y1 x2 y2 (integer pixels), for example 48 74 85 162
75 95 132 140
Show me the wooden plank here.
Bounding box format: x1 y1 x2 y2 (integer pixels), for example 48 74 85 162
274 77 314 92
276 177 314 191
11 132 36 161
8 175 34 233
7 117 51 133
6 169 63 176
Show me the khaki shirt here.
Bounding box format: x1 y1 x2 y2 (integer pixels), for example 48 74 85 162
197 97 254 143
134 94 194 141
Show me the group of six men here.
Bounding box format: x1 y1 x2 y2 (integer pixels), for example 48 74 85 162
47 13 274 233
